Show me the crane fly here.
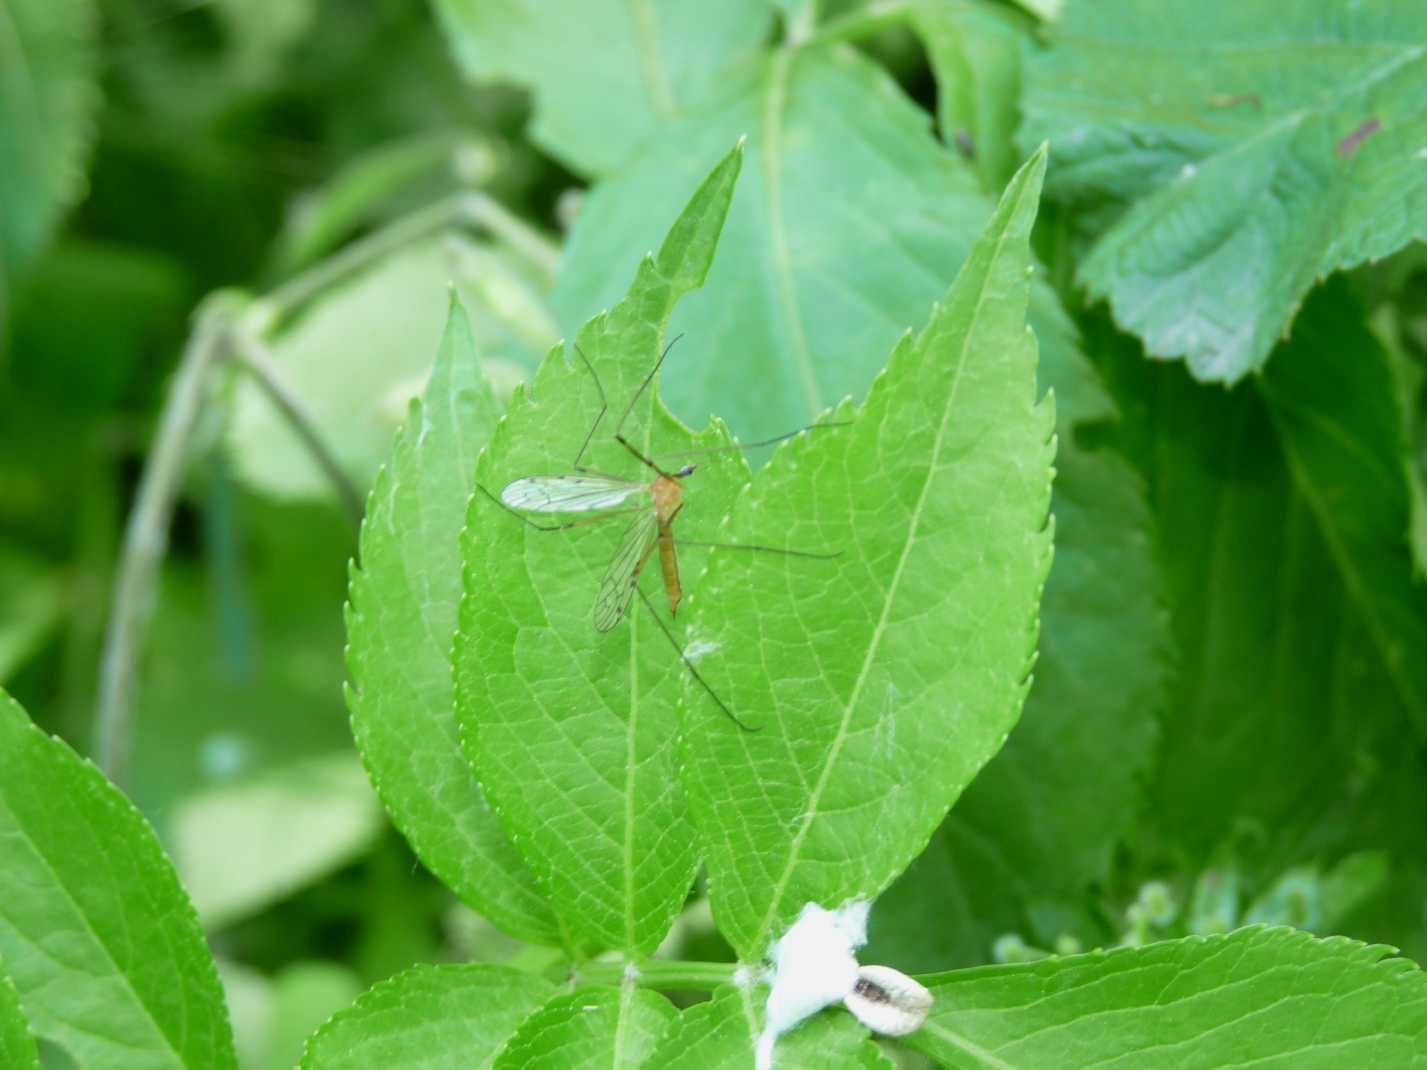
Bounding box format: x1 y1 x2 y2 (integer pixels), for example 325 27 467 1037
478 337 841 730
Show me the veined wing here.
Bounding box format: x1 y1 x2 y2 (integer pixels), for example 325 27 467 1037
500 475 648 513
593 510 659 632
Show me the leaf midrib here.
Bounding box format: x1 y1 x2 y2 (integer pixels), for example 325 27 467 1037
750 178 1032 954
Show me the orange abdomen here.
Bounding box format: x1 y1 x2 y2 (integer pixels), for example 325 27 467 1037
658 529 682 616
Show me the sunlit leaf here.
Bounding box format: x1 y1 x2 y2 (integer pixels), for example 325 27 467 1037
907 927 1427 1068
645 985 892 1070
491 987 675 1070
301 963 551 1069
680 147 1054 959
348 296 559 944
0 691 237 1069
455 143 748 955
0 964 37 1070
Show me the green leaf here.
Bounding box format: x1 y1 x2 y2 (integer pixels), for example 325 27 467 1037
1021 3 1427 382
430 0 772 175
301 963 552 1070
455 143 745 954
868 300 1167 970
172 752 385 929
680 148 1054 959
553 45 991 447
0 0 99 301
491 987 675 1070
912 0 1032 195
1091 305 1427 896
645 985 892 1070
347 295 559 944
907 927 1427 1068
229 239 550 501
0 964 38 1070
1258 280 1427 736
266 962 364 1070
556 45 1164 968
0 690 237 1069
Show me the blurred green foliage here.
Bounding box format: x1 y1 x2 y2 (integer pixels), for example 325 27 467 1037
3 0 1427 1066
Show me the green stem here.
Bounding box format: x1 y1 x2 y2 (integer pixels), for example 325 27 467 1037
576 959 746 992
94 296 238 782
227 328 366 524
261 191 560 327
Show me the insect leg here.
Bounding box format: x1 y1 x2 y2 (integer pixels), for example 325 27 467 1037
613 335 685 474
673 539 841 560
635 587 756 732
570 344 609 473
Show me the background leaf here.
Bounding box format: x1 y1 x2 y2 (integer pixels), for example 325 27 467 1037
0 965 38 1070
301 963 553 1070
1258 279 1427 735
490 987 675 1070
1021 2 1427 381
229 239 552 501
455 144 746 955
430 0 772 176
347 295 559 945
0 0 99 314
1091 297 1427 957
173 752 384 929
907 927 1427 1068
553 44 991 448
912 0 1031 195
0 691 236 1069
679 147 1054 959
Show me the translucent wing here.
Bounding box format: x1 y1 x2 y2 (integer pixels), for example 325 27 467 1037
593 510 659 632
500 475 648 513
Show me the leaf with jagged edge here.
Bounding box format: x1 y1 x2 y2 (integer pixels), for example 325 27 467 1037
491 987 676 1070
0 0 100 303
907 927 1427 1068
678 147 1055 960
455 143 750 955
1021 2 1427 382
645 985 894 1070
300 964 553 1069
430 0 771 176
557 45 1165 972
866 296 1168 971
0 963 37 1070
0 691 237 1069
347 295 559 944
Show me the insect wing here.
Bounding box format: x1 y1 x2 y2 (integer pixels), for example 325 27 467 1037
593 510 658 632
500 475 647 513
